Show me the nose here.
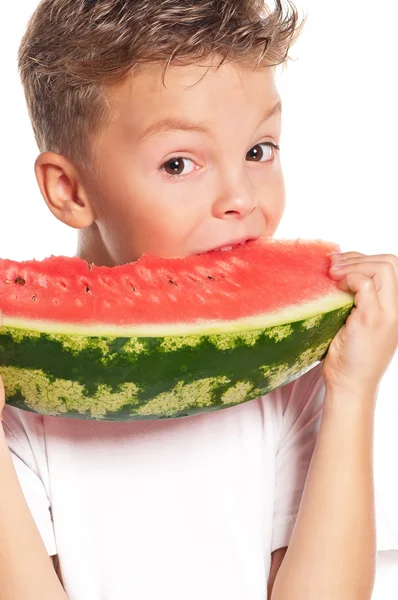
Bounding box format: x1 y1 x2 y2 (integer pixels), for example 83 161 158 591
212 170 258 219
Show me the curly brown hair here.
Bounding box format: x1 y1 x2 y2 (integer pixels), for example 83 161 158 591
18 0 305 176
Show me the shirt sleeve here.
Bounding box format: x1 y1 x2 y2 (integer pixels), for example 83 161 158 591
2 405 57 556
271 362 326 553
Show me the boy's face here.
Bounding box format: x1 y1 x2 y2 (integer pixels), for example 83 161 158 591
37 57 285 267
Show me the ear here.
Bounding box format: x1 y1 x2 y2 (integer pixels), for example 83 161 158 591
34 152 96 229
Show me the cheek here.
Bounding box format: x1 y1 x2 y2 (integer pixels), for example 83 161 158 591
256 166 286 217
115 185 200 251
132 176 206 230
94 160 203 248
274 177 286 217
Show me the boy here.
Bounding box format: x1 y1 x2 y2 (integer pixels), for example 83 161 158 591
1 0 398 598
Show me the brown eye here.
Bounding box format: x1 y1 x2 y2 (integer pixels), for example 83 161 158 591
246 143 278 162
164 158 184 175
162 157 196 177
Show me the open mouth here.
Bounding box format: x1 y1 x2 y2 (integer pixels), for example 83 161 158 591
208 237 258 253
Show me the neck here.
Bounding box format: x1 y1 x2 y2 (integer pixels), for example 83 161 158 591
76 225 115 267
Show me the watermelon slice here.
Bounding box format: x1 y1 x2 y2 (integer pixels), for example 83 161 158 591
0 238 354 421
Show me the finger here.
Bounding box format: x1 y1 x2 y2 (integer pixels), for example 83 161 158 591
331 254 398 277
330 261 398 314
336 272 382 327
328 251 366 259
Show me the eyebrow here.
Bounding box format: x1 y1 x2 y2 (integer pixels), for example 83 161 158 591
138 99 282 143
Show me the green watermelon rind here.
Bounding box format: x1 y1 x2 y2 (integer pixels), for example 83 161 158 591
0 301 353 421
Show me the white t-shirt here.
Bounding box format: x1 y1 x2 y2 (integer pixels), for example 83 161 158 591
2 362 325 600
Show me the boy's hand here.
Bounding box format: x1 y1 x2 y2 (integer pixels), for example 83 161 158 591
322 252 398 394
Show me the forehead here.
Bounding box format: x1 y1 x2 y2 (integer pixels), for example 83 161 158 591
105 59 280 138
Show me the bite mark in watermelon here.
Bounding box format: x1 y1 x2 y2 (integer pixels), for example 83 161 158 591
0 238 354 421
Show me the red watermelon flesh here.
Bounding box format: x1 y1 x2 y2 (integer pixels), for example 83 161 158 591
0 238 342 329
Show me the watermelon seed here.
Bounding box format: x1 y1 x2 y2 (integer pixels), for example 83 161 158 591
31 296 36 302
169 279 177 286
15 277 26 285
5 279 11 284
85 286 91 294
207 276 215 281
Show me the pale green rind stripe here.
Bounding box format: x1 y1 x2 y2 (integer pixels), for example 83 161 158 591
1 365 141 419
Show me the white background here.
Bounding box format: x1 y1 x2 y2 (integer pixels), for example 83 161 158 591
1 0 397 596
